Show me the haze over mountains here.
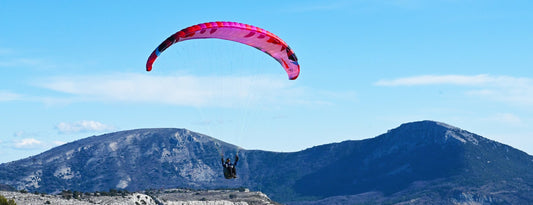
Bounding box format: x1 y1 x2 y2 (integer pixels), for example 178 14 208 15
1 120 532 204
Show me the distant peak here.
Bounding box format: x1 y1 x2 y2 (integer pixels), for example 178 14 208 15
387 120 480 145
400 120 457 129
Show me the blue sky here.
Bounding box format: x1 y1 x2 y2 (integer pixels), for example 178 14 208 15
1 0 532 163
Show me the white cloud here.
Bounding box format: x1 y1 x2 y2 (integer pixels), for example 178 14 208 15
375 74 533 106
37 73 315 108
0 57 56 69
14 138 43 149
0 90 22 101
56 120 115 134
484 113 523 125
7 130 69 150
374 74 496 86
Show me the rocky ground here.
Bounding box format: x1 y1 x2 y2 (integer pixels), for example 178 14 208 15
0 188 280 205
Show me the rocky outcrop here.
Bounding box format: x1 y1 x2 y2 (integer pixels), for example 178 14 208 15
0 188 279 205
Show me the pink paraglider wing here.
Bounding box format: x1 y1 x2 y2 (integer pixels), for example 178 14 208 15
146 21 299 80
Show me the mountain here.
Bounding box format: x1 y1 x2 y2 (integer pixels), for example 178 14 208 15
287 121 533 204
1 121 532 204
0 129 242 192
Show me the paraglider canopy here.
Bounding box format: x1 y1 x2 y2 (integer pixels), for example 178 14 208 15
146 21 300 80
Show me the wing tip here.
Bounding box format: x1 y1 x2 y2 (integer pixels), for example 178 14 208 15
146 50 159 72
289 71 300 80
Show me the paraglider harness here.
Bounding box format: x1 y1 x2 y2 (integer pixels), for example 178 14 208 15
221 155 239 179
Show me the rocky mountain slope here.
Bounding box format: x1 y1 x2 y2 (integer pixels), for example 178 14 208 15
1 120 532 204
0 129 241 193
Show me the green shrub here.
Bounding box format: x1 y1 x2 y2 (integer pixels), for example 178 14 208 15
0 194 17 205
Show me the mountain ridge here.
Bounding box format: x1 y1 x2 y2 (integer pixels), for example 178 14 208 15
1 120 532 204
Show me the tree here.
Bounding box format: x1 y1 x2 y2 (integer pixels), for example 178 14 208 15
0 194 17 205
61 190 73 200
73 191 81 199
